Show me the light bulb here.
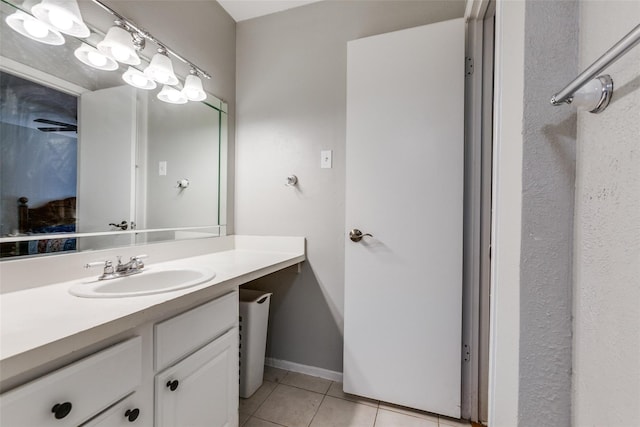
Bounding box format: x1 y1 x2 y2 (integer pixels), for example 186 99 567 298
186 89 199 99
182 73 206 101
167 90 181 102
122 67 156 90
157 85 187 104
23 18 49 38
75 44 118 70
110 45 130 62
48 8 73 30
87 50 107 67
156 73 170 84
131 73 148 87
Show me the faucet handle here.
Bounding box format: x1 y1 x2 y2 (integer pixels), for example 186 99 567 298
130 254 148 269
85 260 116 279
85 260 113 270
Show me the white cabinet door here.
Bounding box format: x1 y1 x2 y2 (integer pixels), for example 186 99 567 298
344 18 465 418
155 328 238 427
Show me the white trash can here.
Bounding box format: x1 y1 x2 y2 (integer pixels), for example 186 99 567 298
239 289 273 398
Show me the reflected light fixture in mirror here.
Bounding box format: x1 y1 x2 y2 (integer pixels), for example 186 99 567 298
97 24 141 65
123 67 157 89
31 0 90 38
144 47 178 85
183 70 207 101
5 10 64 45
74 43 118 70
158 85 187 104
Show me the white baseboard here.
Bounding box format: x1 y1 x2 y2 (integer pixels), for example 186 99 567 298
265 357 343 382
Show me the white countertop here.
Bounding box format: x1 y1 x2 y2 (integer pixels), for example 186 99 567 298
0 236 305 386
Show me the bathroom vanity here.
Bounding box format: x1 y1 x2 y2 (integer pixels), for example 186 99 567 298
0 235 305 426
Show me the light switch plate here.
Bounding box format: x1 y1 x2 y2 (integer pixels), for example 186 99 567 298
159 161 167 176
321 150 332 169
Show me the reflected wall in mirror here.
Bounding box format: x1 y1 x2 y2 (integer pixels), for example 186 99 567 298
0 0 227 259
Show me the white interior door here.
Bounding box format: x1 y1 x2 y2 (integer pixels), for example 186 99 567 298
344 18 465 418
78 85 136 248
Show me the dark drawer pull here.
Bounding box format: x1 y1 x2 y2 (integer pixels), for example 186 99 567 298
166 379 179 391
125 408 140 422
51 402 72 419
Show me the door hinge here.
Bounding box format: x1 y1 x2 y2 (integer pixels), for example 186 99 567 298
463 344 471 362
465 57 474 76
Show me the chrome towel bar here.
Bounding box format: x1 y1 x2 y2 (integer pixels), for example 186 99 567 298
550 23 640 108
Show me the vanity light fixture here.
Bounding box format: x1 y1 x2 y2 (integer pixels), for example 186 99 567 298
5 9 64 45
144 46 179 86
182 69 207 101
31 0 90 38
74 43 118 71
97 22 141 65
122 67 157 90
157 85 188 104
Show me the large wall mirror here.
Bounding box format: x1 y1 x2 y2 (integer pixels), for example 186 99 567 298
0 0 227 259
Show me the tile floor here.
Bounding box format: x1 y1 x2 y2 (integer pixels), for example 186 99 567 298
239 367 472 427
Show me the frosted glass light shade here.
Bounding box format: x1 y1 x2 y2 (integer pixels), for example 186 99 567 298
5 10 64 45
74 43 118 71
144 52 178 85
122 67 157 90
182 74 207 101
97 26 140 65
158 85 187 104
31 0 90 38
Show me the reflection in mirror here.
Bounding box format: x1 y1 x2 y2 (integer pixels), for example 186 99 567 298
0 71 79 257
0 0 227 259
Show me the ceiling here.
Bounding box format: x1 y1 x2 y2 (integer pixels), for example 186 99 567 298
217 0 323 22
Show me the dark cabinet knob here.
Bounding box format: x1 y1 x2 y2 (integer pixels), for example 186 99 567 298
166 379 179 391
124 408 140 422
51 402 72 419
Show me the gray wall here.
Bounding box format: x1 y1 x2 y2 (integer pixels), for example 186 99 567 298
235 1 465 372
518 2 578 425
573 1 640 425
146 96 220 229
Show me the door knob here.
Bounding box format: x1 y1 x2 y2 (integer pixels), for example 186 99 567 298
349 229 373 242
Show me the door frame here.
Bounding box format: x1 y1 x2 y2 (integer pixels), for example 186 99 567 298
462 0 494 423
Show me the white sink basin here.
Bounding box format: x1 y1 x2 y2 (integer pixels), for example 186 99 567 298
69 267 216 298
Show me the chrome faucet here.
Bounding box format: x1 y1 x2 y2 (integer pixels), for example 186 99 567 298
85 254 148 280
115 254 147 277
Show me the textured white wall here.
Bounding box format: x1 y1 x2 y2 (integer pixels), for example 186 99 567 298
491 2 578 425
235 1 465 372
573 2 640 425
518 2 578 425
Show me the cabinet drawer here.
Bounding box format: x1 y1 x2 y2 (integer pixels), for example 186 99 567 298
82 392 149 427
0 337 142 427
155 291 238 371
